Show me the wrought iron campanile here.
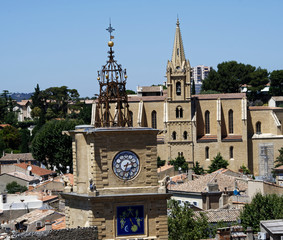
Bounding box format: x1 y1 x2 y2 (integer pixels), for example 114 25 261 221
95 23 131 127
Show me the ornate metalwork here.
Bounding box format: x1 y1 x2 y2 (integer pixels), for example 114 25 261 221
94 23 131 127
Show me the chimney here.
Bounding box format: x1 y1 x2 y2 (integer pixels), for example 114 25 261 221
45 220 52 231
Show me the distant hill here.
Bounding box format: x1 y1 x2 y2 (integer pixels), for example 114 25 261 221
10 92 33 101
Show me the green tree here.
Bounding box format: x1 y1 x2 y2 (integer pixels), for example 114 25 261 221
191 80 196 95
192 161 205 175
168 155 188 171
208 153 229 173
31 119 83 173
6 181 28 193
269 70 283 96
240 193 283 232
201 61 256 93
274 147 283 168
157 156 166 168
0 125 21 152
247 67 269 102
19 128 31 153
168 199 211 240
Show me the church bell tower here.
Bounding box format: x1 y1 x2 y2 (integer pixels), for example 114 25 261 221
62 23 170 240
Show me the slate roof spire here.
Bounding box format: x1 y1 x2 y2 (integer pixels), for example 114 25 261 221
171 17 186 69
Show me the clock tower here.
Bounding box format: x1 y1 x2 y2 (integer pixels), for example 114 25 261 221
62 23 170 240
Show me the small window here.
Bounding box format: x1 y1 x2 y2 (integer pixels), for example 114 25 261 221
172 131 176 140
256 121 261 134
151 111 157 129
205 111 210 134
228 110 233 134
183 131 188 140
176 82 181 96
176 106 183 118
205 147 209 160
230 146 234 159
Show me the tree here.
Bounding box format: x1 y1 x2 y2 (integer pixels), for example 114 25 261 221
247 67 269 102
0 125 21 152
274 147 283 168
31 119 83 173
6 181 28 193
201 61 256 93
208 153 229 173
191 80 196 95
192 161 205 175
240 193 283 232
168 199 211 240
168 155 188 172
269 70 283 96
157 156 166 168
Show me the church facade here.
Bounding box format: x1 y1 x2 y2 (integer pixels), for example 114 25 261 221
113 19 283 178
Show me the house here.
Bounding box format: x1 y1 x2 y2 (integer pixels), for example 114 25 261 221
0 172 39 193
11 207 64 232
168 168 249 210
0 192 43 222
0 153 39 166
273 165 283 186
1 162 56 181
13 100 32 122
269 96 283 108
260 219 283 240
37 216 66 231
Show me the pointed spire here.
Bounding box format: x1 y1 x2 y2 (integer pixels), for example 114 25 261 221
171 18 186 69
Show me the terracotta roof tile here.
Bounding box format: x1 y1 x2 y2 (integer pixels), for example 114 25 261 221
15 209 55 224
169 169 248 193
0 153 35 161
193 93 245 100
14 163 55 176
195 209 241 223
42 195 58 203
128 95 166 102
158 165 174 172
3 171 38 182
37 216 66 231
249 106 283 110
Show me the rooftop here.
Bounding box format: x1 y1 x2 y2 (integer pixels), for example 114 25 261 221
14 209 56 224
2 171 38 182
195 209 241 223
193 93 246 100
0 153 35 161
261 219 283 234
14 163 55 176
169 168 248 193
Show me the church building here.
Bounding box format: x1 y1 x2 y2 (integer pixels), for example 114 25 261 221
91 19 283 179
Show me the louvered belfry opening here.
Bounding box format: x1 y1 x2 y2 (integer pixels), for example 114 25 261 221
95 24 131 128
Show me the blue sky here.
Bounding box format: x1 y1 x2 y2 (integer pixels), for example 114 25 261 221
0 0 283 97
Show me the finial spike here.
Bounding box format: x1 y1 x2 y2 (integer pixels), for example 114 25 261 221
176 15 180 27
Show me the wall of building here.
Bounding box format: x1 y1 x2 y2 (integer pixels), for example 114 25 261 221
0 174 29 193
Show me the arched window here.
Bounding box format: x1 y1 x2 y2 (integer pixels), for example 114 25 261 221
183 131 188 140
176 82 181 96
129 111 133 127
205 147 209 159
256 121 261 134
176 106 183 118
228 110 233 134
172 131 176 140
205 111 210 134
151 111 157 129
230 146 234 159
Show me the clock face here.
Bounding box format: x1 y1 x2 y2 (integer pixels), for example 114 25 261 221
113 151 140 180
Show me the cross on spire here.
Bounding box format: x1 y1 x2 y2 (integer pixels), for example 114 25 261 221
106 20 115 40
